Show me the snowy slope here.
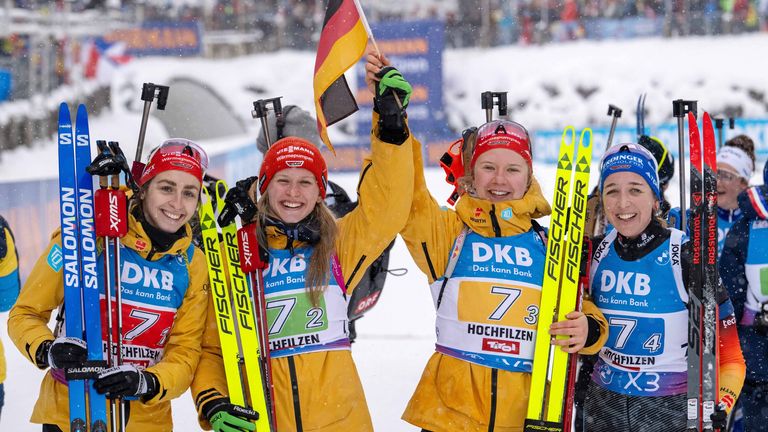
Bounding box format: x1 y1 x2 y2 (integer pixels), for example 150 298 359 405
3 34 768 430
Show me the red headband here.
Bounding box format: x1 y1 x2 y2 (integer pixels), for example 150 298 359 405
470 120 532 169
138 138 207 186
259 137 328 198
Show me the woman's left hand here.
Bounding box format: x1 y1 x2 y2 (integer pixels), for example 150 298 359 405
549 311 588 353
364 41 391 96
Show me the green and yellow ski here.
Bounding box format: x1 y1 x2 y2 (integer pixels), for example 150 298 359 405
525 127 593 432
198 180 272 431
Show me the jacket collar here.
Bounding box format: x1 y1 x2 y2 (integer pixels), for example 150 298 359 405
455 177 551 237
121 213 193 260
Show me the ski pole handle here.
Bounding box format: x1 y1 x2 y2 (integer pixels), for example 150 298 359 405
252 97 283 149
132 83 170 180
481 91 508 123
237 223 268 273
673 99 697 230
605 104 622 150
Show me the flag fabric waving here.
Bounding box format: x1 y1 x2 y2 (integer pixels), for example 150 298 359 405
313 0 369 152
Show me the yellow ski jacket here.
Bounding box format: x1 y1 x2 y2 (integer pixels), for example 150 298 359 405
0 220 21 384
8 214 209 431
191 114 414 431
400 136 608 432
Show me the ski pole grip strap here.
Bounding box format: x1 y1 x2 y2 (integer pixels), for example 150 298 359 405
95 189 128 237
238 223 267 273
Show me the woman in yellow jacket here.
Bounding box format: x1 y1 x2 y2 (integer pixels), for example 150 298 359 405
365 57 609 431
9 139 210 431
191 69 415 431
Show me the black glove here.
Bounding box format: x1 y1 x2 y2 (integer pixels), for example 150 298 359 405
710 403 727 430
86 141 138 192
374 66 412 144
38 337 88 370
93 364 159 400
202 394 259 432
218 176 258 226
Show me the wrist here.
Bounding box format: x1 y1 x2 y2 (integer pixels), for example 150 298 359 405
141 371 160 401
201 394 228 420
585 316 601 348
35 340 53 369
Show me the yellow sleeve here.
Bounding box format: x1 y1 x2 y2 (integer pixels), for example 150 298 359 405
8 232 63 367
398 130 464 284
190 289 228 430
579 297 608 355
336 112 414 292
0 226 20 312
143 247 209 405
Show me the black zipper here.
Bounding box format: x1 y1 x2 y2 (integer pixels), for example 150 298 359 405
488 368 498 432
345 255 367 289
421 242 438 281
288 356 304 431
489 205 501 237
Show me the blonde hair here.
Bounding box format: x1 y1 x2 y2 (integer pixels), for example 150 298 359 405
255 191 338 306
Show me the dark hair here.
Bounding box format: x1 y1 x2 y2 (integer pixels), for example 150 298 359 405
725 135 756 166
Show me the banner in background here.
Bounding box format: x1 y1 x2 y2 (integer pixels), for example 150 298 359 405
582 17 665 40
101 21 203 57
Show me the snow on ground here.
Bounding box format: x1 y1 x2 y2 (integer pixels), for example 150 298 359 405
3 33 768 430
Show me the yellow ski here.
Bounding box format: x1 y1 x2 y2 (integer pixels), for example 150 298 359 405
525 127 593 431
198 185 245 406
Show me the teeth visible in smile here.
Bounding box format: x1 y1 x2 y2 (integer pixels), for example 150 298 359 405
617 213 635 220
490 190 509 196
283 201 302 209
162 210 181 220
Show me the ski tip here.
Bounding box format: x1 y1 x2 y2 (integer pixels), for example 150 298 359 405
579 128 593 146
58 102 71 120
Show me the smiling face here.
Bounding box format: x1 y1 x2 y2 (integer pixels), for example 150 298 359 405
717 162 748 210
141 170 201 234
266 168 321 223
471 148 530 202
602 171 659 239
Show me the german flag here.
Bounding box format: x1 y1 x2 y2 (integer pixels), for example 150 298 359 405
313 0 369 153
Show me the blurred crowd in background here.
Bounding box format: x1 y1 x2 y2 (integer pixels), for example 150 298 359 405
1 0 767 155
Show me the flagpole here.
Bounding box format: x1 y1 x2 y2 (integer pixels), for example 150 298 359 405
353 0 379 55
353 0 403 109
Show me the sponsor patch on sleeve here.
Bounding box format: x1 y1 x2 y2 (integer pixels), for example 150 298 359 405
47 244 63 272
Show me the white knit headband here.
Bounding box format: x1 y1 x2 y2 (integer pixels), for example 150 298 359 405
717 146 754 180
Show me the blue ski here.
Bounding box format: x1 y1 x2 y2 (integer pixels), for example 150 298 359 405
58 103 88 432
75 105 108 431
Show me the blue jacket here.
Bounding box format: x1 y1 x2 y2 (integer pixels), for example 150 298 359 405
720 185 768 384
